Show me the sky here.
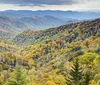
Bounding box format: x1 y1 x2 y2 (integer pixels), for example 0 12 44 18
0 0 100 11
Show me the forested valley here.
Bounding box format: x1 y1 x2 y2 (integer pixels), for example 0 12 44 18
0 18 100 85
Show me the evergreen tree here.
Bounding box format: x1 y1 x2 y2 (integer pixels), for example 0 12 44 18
6 66 28 85
67 58 83 85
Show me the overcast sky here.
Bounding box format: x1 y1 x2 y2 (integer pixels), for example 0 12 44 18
0 0 100 11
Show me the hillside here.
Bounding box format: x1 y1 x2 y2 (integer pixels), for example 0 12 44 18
0 31 14 41
0 18 100 85
0 15 74 41
0 15 73 35
0 16 33 41
0 16 30 33
20 16 68 30
13 18 100 44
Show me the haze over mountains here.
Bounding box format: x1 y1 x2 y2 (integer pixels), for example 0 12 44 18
0 10 100 40
0 15 67 32
0 10 81 33
0 10 100 20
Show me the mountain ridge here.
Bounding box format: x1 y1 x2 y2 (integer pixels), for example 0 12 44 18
13 18 100 44
0 10 100 20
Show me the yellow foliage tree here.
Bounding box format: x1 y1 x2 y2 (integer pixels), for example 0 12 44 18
54 75 66 85
45 81 56 85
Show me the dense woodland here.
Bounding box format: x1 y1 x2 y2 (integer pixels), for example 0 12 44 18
0 18 100 85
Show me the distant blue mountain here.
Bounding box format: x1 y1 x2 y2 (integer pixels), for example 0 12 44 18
0 10 100 37
0 15 75 33
0 10 100 20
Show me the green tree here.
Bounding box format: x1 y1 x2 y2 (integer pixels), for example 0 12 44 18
83 71 91 85
0 77 4 85
97 80 100 85
67 58 83 85
6 66 28 85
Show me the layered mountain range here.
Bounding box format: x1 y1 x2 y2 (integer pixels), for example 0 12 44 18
0 14 77 40
0 10 100 20
0 14 100 85
13 18 100 44
0 10 100 35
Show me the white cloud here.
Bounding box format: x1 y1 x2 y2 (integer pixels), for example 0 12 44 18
0 0 100 11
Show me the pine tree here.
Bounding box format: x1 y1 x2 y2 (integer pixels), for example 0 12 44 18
6 66 28 85
67 58 83 85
